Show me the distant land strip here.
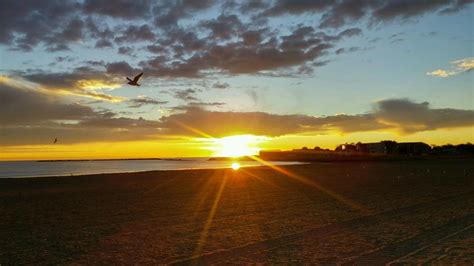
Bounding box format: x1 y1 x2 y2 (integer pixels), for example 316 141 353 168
37 158 191 162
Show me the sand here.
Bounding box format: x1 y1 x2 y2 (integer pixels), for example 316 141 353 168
1 159 473 264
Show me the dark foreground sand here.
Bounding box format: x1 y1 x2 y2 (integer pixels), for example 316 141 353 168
1 159 473 264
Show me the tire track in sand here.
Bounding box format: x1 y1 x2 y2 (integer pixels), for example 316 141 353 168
346 214 474 265
169 191 474 265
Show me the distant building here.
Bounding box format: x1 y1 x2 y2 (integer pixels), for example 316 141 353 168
396 142 431 155
432 143 474 155
264 141 432 161
351 141 430 155
335 143 357 152
381 140 398 153
292 147 334 154
356 142 387 154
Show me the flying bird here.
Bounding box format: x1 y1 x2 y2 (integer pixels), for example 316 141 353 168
53 138 58 144
126 72 143 86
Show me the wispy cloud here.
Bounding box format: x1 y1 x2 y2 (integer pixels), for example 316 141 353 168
427 57 474 78
19 67 126 102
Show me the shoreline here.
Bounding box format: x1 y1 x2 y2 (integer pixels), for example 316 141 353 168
0 165 266 180
1 157 471 179
0 161 306 180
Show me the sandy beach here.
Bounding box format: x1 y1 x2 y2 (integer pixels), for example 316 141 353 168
1 159 473 264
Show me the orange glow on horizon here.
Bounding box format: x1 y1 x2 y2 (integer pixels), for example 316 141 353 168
0 127 472 161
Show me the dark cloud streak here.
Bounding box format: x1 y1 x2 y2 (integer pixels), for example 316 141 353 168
127 97 168 108
158 98 474 137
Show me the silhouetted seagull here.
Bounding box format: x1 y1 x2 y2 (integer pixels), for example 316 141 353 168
53 138 58 144
126 72 143 86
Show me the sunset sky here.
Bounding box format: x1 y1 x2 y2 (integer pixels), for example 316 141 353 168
0 0 473 160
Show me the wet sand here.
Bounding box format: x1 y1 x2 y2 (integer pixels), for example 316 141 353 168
1 159 473 264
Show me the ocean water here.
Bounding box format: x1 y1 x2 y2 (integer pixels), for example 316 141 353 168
0 158 302 178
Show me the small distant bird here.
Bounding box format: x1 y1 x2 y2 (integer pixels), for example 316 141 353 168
126 72 143 86
53 138 58 144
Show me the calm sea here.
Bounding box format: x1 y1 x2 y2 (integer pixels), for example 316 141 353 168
0 158 302 178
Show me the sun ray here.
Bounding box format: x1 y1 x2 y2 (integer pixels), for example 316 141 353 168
240 168 282 189
174 120 215 139
248 154 369 213
190 171 220 220
192 171 229 258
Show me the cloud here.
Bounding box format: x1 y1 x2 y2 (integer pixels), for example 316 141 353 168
336 46 362 54
1 78 472 146
212 82 230 89
0 0 80 51
135 23 362 78
153 0 215 28
20 67 125 101
169 88 200 101
0 77 163 146
106 61 140 76
83 0 152 19
238 0 271 13
170 101 226 111
0 119 162 146
158 98 474 137
0 0 470 56
372 1 451 22
426 69 455 78
45 43 71 52
49 17 84 43
0 77 96 125
200 14 243 40
263 0 332 16
118 46 134 56
454 57 474 71
140 39 333 77
55 56 75 63
373 98 474 133
95 39 114 48
85 16 114 39
439 0 474 14
266 0 474 29
154 29 207 55
246 89 259 104
0 0 470 82
159 106 324 137
157 106 386 137
146 44 167 54
338 28 363 38
319 0 372 28
427 57 474 78
114 24 155 43
127 96 168 108
241 29 265 46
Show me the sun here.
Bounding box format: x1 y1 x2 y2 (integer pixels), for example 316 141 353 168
231 162 241 170
210 135 269 158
